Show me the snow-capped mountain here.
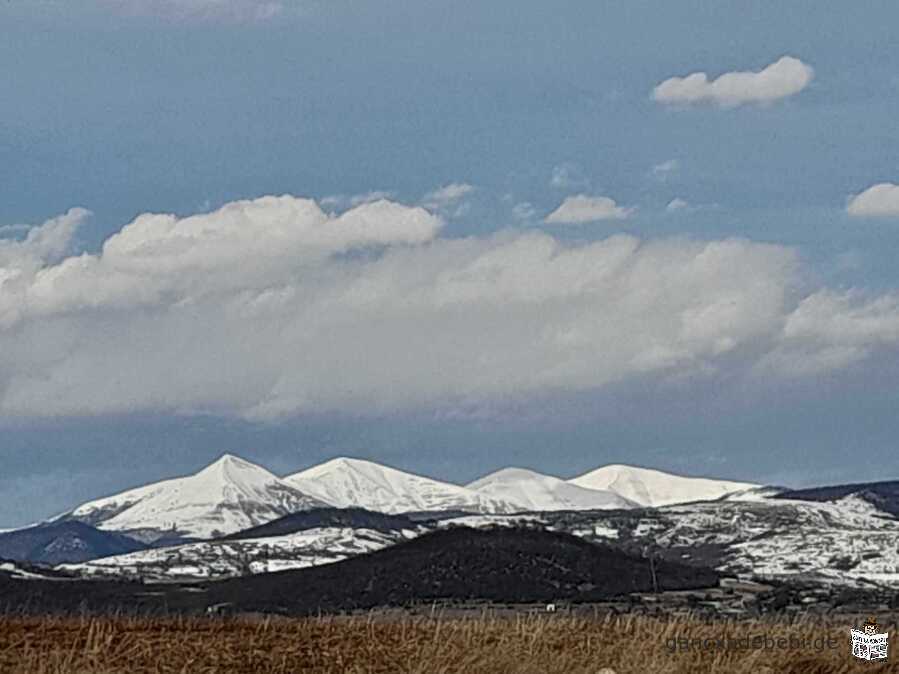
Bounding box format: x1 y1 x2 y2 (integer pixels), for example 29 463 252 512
568 464 756 507
65 455 326 541
286 457 523 514
467 468 638 511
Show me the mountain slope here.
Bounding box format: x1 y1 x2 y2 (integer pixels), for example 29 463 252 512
467 468 638 511
61 526 412 581
286 457 522 514
63 508 425 581
0 521 146 564
222 507 421 540
772 481 899 518
568 464 756 507
65 455 326 540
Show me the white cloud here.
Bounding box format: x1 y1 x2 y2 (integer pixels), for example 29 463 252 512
102 0 283 22
3 197 899 420
0 208 88 267
847 183 899 218
512 202 537 221
420 183 475 219
653 56 814 108
757 291 899 376
321 191 395 210
545 195 635 224
422 183 474 209
666 198 690 213
665 198 721 215
2 196 440 325
651 160 679 179
550 163 589 190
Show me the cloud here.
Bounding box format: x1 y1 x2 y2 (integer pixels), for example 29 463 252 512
651 160 679 180
101 0 284 22
423 183 474 206
550 163 590 190
0 208 88 265
421 183 475 216
666 198 690 213
320 190 395 210
1 196 440 325
512 202 537 220
653 56 814 108
757 291 899 376
847 183 899 217
545 195 635 224
664 198 720 215
3 197 899 420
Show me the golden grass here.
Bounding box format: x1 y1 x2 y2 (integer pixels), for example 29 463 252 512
0 611 894 674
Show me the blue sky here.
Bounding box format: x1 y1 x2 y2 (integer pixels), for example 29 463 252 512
2 1 899 526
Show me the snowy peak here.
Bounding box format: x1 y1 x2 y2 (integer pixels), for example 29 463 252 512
189 453 286 500
286 457 522 514
568 464 757 507
468 467 545 486
67 454 325 540
467 467 638 511
197 453 255 475
295 457 385 481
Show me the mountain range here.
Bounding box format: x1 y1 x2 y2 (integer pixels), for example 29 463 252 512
50 454 758 543
2 454 898 598
466 468 638 510
0 453 761 565
285 457 523 515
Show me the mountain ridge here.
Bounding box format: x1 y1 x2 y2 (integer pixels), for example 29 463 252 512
568 463 757 507
286 457 524 515
467 467 639 511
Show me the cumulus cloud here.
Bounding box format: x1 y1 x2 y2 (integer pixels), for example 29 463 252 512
3 196 899 420
0 208 88 267
847 183 899 217
101 0 283 22
653 56 814 108
545 195 635 224
320 190 395 211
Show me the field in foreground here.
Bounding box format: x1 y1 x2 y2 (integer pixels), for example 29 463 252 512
0 612 894 674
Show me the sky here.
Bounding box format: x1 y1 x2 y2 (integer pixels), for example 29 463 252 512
2 1 899 526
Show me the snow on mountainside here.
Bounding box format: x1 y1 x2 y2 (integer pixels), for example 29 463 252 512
437 492 899 588
569 464 756 507
65 455 326 540
61 526 415 581
467 468 638 511
286 457 523 514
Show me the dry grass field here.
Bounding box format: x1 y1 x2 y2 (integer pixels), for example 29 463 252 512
0 611 895 674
